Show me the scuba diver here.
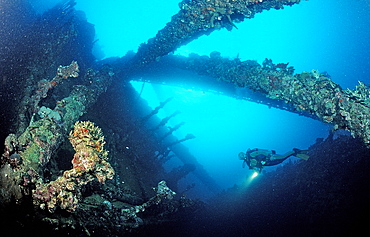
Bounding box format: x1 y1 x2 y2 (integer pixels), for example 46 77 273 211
239 148 309 173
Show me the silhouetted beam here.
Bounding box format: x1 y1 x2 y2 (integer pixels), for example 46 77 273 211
160 53 370 147
166 138 222 194
124 0 302 71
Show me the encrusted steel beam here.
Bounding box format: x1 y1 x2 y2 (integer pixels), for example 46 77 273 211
164 53 370 147
126 0 303 71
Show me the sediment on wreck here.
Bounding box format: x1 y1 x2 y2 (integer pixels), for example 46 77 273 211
120 0 303 72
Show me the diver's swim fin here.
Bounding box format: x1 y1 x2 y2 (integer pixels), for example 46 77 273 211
296 153 309 160
293 149 310 160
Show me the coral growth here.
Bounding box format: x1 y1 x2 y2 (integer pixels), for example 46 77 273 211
66 121 114 184
56 60 79 80
33 121 114 212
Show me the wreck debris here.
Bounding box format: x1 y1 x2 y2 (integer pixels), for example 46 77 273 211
0 61 114 207
121 180 176 226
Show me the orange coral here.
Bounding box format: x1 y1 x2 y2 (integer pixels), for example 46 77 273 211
32 121 114 212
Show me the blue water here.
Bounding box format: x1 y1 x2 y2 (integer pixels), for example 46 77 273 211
30 0 370 198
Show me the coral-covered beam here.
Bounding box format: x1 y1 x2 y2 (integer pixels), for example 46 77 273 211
168 53 370 147
127 0 303 71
